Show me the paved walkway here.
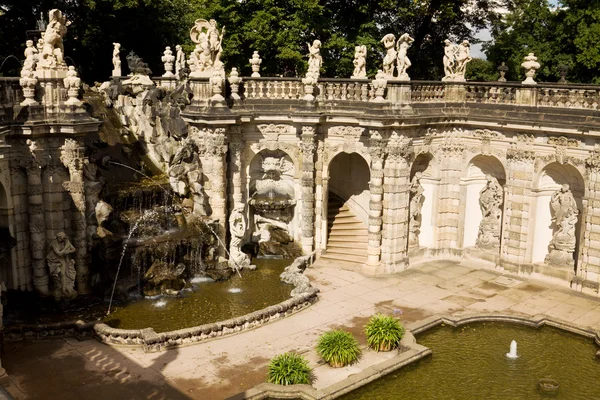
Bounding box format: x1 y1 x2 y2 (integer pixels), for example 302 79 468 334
3 260 600 399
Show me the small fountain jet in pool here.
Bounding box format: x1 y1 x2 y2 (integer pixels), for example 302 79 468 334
506 340 518 359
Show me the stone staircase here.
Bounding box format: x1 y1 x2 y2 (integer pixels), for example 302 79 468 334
320 193 368 266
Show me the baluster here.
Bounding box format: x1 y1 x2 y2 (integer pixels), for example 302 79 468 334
341 83 348 100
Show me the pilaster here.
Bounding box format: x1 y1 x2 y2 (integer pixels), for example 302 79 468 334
300 126 317 254
363 130 385 274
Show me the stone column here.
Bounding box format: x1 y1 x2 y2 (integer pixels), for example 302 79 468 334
580 151 600 284
364 130 385 274
435 141 465 255
199 128 228 256
501 145 536 267
299 126 317 254
314 140 325 254
228 126 244 208
380 134 412 272
24 160 49 296
60 139 90 295
9 165 31 291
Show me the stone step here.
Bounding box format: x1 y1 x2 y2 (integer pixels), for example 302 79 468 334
327 217 363 225
321 253 367 264
329 229 368 237
329 223 368 231
326 240 368 249
326 247 368 257
313 257 364 270
328 204 349 212
327 210 355 219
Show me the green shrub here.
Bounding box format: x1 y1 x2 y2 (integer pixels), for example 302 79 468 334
365 314 406 352
267 352 313 385
316 330 361 367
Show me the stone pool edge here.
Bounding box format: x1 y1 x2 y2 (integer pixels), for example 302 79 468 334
234 313 600 400
5 255 319 353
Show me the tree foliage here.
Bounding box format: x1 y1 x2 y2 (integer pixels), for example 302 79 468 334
0 0 508 82
485 0 600 83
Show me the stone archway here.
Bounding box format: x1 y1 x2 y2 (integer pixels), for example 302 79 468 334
460 155 506 251
531 162 585 268
0 181 14 284
410 153 438 249
322 152 370 264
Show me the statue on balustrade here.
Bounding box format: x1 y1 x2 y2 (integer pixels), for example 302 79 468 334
476 175 503 250
396 33 414 80
381 34 397 78
189 19 225 77
546 184 579 268
351 45 367 79
307 40 322 77
38 9 69 70
442 39 472 81
46 232 77 301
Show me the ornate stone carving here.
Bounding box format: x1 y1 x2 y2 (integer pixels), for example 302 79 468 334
228 67 242 100
161 46 175 77
396 33 414 81
19 68 38 106
585 144 600 172
387 132 413 161
328 126 364 153
168 140 206 215
409 172 424 247
95 200 113 238
546 184 578 268
476 175 503 250
23 39 38 71
507 134 535 163
473 129 501 155
351 45 367 79
37 9 69 71
249 51 262 77
371 70 387 102
302 40 322 101
229 206 252 270
521 53 540 85
547 136 579 164
47 232 77 301
442 40 472 81
112 43 121 76
189 19 225 77
63 66 82 106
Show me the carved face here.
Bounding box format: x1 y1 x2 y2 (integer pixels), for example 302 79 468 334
262 157 281 180
561 183 570 192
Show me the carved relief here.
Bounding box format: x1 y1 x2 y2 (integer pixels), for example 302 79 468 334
328 126 365 153
507 134 535 163
476 175 503 250
409 172 424 247
547 136 579 164
545 184 579 268
46 232 77 301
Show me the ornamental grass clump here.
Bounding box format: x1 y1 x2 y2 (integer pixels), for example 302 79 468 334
365 314 406 352
267 352 313 385
316 329 361 367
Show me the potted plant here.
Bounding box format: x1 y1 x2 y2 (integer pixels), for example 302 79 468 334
365 314 406 352
267 352 313 385
316 330 361 368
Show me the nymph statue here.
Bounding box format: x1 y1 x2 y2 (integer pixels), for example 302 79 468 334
476 175 503 249
396 33 414 80
409 172 424 247
112 43 121 77
46 232 77 301
351 45 367 79
381 34 396 78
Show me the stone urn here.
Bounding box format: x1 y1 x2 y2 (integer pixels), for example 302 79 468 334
302 75 317 101
371 69 387 102
161 46 175 77
249 51 262 78
521 53 540 85
228 67 242 100
19 68 39 106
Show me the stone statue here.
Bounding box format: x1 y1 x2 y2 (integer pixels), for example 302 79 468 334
249 51 262 77
476 175 503 250
38 9 69 70
162 46 175 77
521 53 541 84
46 232 77 301
351 45 367 79
409 172 425 247
443 39 472 81
381 34 396 78
23 40 38 71
36 37 44 54
112 43 121 77
189 19 225 77
307 40 322 77
175 45 186 77
229 206 252 270
95 200 113 238
372 69 387 102
546 184 579 268
396 33 414 80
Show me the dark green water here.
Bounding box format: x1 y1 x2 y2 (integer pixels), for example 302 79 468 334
104 258 292 333
342 323 600 400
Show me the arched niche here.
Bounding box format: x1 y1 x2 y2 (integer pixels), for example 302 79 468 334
410 153 438 248
461 155 506 249
531 162 585 264
328 152 370 224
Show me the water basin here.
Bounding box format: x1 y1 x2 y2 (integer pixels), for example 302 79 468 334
103 258 292 333
341 322 600 399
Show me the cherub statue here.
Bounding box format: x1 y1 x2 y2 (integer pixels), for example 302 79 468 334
351 45 367 78
38 9 69 70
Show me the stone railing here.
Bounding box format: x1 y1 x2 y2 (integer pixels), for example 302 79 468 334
410 81 446 102
537 84 600 109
